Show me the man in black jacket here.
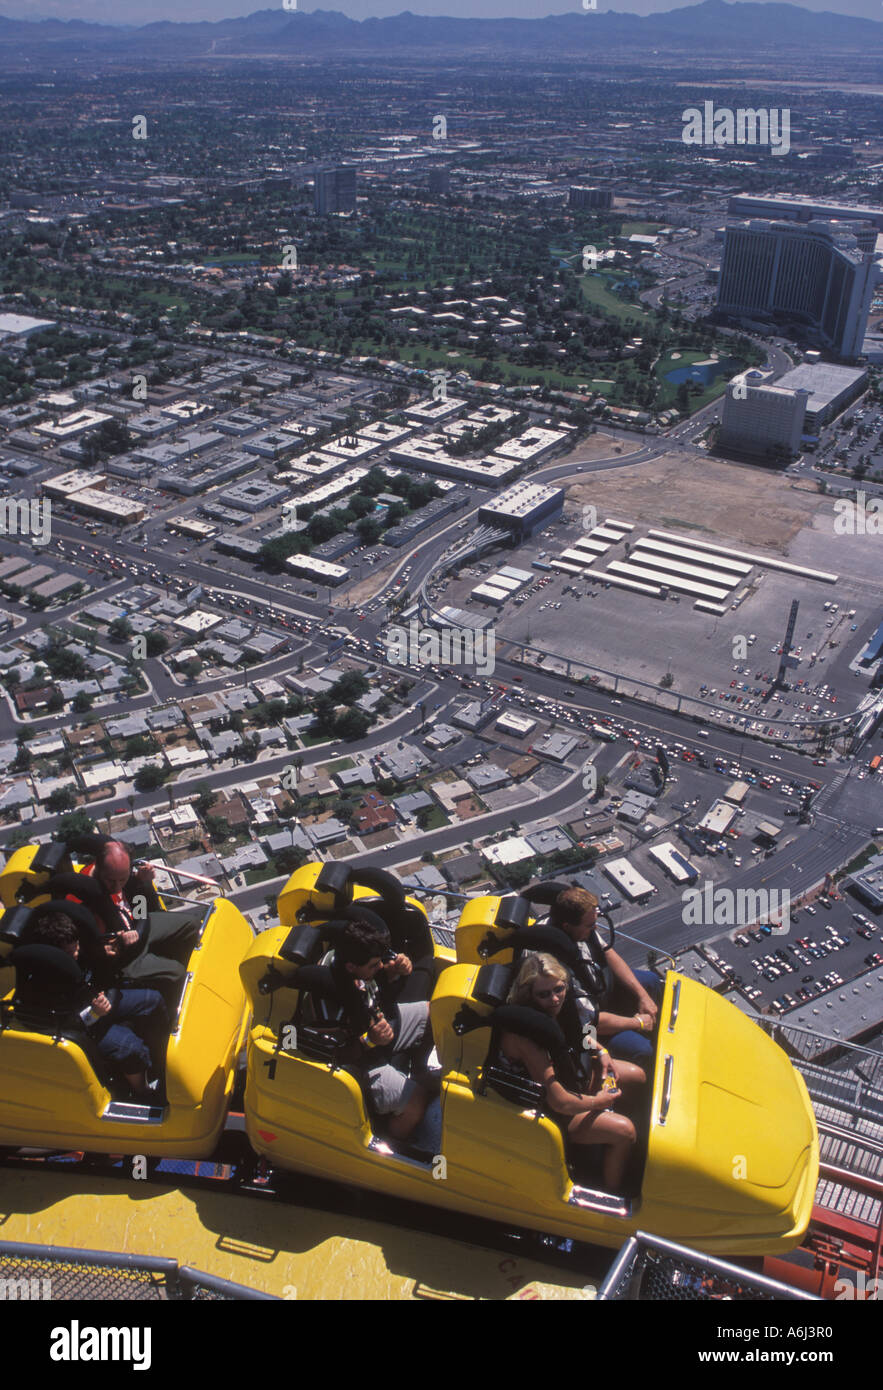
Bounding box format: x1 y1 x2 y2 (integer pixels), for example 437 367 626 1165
329 918 435 1142
18 909 168 1098
64 834 202 1004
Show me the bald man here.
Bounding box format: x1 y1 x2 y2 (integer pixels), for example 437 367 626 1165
68 836 203 1005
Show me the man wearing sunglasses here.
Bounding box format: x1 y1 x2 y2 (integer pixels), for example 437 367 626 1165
548 886 661 1067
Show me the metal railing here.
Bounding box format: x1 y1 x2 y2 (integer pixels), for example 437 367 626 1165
598 1231 819 1301
0 1239 278 1300
750 1012 883 1066
136 859 221 909
616 928 676 972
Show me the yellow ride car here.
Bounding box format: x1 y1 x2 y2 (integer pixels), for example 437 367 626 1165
0 842 252 1158
240 874 818 1256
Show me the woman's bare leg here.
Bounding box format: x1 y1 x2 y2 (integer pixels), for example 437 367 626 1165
568 1110 636 1192
610 1058 646 1091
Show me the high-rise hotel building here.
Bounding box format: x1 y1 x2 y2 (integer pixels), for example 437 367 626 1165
717 218 881 361
314 166 357 216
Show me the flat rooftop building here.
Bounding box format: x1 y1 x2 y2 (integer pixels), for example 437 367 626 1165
772 362 867 430
492 427 566 463
218 479 289 513
698 800 737 836
478 480 565 537
846 850 883 912
728 193 883 233
0 312 55 339
285 554 349 587
41 470 105 498
495 711 536 738
35 409 112 441
603 857 656 902
389 438 518 486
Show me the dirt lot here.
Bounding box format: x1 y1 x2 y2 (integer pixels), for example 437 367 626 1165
565 449 825 553
554 431 642 468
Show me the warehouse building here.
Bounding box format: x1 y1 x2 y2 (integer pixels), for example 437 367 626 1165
603 857 656 903
772 362 867 432
478 480 565 538
383 492 463 547
727 193 883 234
214 534 264 561
0 312 56 340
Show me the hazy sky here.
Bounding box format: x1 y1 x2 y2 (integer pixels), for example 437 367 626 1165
9 0 883 25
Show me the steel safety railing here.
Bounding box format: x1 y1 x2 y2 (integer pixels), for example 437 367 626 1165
0 1239 278 1300
134 859 220 909
598 1231 819 1301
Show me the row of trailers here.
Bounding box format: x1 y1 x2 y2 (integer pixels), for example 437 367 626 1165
551 526 838 616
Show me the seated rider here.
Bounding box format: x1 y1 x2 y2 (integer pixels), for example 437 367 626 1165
19 909 169 1100
547 887 662 1070
328 918 437 1144
500 953 643 1194
64 836 202 1005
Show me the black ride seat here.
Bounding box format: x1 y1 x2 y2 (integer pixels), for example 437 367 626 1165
2 898 172 1100
310 862 434 962
456 964 611 1189
7 943 119 1090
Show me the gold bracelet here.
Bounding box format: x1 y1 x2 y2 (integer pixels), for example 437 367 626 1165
635 1015 644 1031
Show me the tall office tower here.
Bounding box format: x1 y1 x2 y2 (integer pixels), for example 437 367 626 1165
568 186 612 210
314 165 357 215
717 218 882 361
428 166 450 197
719 370 808 459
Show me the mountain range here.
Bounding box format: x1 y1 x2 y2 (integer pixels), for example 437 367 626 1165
0 2 880 61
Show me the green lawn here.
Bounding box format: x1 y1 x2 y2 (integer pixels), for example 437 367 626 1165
578 272 647 326
654 348 749 412
202 253 259 265
244 864 279 886
620 221 663 237
656 348 708 373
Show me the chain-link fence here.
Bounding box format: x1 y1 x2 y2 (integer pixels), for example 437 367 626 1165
598 1232 819 1301
0 1241 278 1300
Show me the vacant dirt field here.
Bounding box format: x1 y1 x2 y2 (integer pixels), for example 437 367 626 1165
565 449 824 553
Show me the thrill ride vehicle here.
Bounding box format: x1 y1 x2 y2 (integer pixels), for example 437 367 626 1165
0 841 252 1157
0 847 818 1259
239 865 818 1256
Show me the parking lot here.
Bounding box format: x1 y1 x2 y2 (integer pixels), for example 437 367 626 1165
434 507 881 743
803 399 883 485
704 893 883 1017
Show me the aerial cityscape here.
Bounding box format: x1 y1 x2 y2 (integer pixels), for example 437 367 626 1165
0 0 881 1321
